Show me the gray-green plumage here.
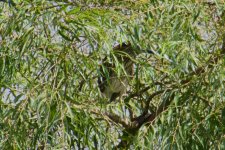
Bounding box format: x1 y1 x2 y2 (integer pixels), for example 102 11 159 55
98 42 152 102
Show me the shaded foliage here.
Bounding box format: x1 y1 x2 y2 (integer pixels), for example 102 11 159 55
0 0 225 149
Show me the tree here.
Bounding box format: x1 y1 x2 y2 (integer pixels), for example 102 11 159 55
0 0 225 149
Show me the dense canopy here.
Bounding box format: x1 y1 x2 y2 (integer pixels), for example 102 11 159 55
0 0 225 149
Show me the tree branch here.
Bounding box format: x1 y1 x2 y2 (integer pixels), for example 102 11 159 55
105 112 131 129
131 89 166 122
116 92 175 149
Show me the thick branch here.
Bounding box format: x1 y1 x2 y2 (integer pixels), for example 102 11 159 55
105 113 131 129
90 109 131 128
139 92 175 126
131 89 166 122
116 92 175 149
131 91 175 130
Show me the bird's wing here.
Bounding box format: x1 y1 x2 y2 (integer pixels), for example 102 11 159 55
98 57 114 93
98 42 131 93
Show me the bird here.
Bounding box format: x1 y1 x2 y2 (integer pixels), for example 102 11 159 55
98 42 153 102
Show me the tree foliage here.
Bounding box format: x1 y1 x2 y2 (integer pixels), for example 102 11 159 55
0 0 225 149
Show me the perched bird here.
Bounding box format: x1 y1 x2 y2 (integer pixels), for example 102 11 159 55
98 42 153 102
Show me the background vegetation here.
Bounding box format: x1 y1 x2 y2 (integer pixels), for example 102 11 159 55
0 0 225 149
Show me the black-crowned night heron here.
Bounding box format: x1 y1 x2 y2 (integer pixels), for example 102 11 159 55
98 42 153 102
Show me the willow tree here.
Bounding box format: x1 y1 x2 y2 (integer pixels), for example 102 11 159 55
0 0 225 149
